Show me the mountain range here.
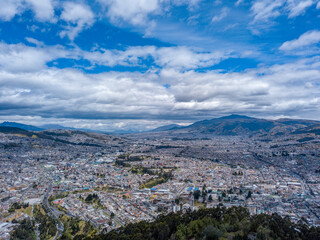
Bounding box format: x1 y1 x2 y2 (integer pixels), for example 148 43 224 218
1 114 320 136
0 122 81 132
150 114 320 136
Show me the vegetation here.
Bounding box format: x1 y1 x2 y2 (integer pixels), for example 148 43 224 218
117 154 145 162
49 192 69 202
83 205 320 240
85 193 99 203
131 166 157 175
139 170 173 189
10 218 36 240
59 215 96 240
33 205 57 240
297 137 315 142
8 202 29 213
115 160 131 168
79 193 104 209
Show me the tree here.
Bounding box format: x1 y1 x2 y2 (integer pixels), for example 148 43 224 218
202 225 222 240
202 191 207 203
202 184 207 192
246 191 252 199
85 194 93 202
193 190 201 200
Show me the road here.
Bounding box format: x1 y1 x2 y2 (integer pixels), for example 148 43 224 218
43 184 64 240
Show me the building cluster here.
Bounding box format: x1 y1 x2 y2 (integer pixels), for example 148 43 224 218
1 130 320 237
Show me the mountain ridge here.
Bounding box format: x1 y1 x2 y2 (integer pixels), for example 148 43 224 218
150 115 320 136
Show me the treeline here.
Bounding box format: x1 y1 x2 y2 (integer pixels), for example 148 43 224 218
117 154 145 161
10 218 36 240
8 202 29 212
59 215 96 240
115 160 131 168
139 170 173 189
84 193 99 203
79 205 320 240
34 205 57 240
131 166 157 175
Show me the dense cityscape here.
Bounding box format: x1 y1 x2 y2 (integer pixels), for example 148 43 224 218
1 116 320 239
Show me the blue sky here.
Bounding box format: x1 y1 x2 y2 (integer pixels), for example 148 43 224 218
0 0 320 132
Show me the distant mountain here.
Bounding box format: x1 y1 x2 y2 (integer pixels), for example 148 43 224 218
150 124 184 132
163 115 320 136
292 124 320 135
0 121 44 131
40 124 77 130
0 126 35 136
218 114 254 120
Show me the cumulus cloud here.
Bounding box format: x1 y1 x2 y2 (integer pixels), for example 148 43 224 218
0 0 23 21
0 42 69 72
1 51 320 130
0 0 55 22
279 30 320 51
60 2 95 40
97 0 203 26
82 46 230 70
0 41 230 73
1 39 320 130
0 69 174 121
25 0 55 21
98 0 160 25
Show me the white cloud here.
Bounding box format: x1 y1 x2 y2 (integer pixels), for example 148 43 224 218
316 1 320 8
25 0 55 22
154 47 228 69
0 42 231 73
170 0 202 9
82 46 230 70
98 0 202 26
60 2 95 40
0 0 23 21
0 0 55 22
251 0 284 23
0 42 69 72
286 0 314 18
235 0 244 6
1 53 320 129
98 0 159 25
279 30 320 51
251 0 316 24
211 7 229 23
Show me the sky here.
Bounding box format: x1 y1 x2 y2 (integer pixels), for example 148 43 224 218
0 0 320 132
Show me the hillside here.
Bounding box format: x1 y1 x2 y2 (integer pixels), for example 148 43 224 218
90 206 320 240
150 124 183 132
0 126 123 148
0 121 43 131
152 115 320 136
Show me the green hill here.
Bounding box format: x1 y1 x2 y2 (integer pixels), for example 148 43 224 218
79 205 320 240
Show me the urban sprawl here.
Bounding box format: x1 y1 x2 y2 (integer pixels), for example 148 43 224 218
1 129 320 239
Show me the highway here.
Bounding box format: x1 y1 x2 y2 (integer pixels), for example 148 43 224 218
43 184 64 240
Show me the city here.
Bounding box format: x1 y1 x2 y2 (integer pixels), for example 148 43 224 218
1 116 320 239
